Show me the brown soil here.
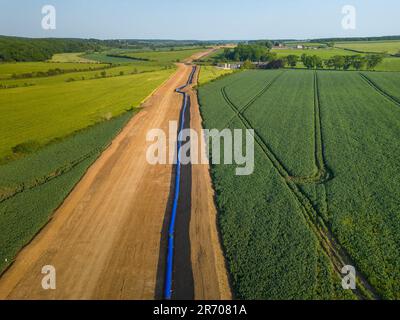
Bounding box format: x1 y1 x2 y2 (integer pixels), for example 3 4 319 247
187 67 232 300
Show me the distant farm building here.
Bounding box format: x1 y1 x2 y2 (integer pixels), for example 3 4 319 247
217 62 243 70
273 43 286 49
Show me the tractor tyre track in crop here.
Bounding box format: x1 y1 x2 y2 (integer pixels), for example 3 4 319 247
312 71 329 218
224 71 285 128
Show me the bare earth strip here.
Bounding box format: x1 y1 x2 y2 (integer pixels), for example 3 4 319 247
0 49 229 299
188 67 232 300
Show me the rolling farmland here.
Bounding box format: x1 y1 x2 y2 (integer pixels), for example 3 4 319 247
2 0 399 305
373 57 400 72
198 69 400 299
0 68 174 160
0 61 109 79
1 30 399 301
0 63 172 88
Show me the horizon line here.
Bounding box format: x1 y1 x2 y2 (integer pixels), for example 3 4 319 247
1 34 400 42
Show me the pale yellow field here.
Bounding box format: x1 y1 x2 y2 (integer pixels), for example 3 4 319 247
50 52 99 63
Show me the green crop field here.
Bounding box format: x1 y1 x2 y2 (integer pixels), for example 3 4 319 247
198 65 235 85
272 47 355 59
198 69 400 300
335 40 400 54
0 62 108 79
0 63 173 88
0 68 174 160
373 57 400 72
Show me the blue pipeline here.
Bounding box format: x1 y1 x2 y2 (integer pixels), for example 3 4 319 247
164 66 196 300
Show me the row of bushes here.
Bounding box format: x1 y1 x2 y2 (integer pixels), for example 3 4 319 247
65 70 125 82
0 83 34 90
10 65 112 80
299 54 384 70
106 54 150 61
239 54 384 70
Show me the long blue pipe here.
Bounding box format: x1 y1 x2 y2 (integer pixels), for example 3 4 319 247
164 66 196 300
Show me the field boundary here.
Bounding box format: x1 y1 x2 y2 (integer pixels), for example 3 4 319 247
313 71 329 218
0 146 104 203
359 73 400 107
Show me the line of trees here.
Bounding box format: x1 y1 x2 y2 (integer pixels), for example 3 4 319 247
246 53 384 70
279 54 384 70
216 44 385 71
0 36 105 62
247 40 273 50
300 54 384 70
221 44 275 62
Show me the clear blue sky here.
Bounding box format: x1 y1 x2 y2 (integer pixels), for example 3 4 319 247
0 0 399 40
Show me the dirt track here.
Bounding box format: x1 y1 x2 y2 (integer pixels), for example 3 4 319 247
188 68 232 300
0 50 231 300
